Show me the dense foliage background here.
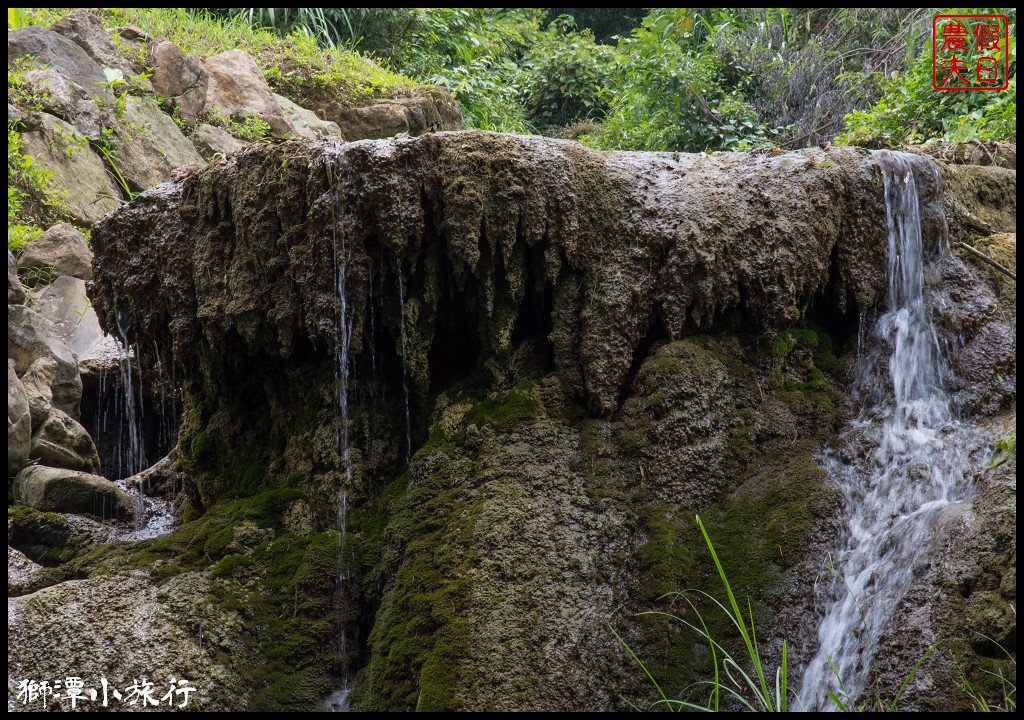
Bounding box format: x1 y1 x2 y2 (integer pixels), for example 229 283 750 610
8 7 1017 249
205 7 1017 150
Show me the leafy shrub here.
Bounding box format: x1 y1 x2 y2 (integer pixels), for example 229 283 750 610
203 109 273 140
386 8 542 132
7 123 63 247
587 9 776 151
521 23 616 129
838 10 1016 146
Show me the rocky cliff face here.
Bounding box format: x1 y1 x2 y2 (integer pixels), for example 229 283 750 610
9 125 1016 710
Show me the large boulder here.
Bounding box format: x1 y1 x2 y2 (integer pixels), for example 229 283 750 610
7 25 114 105
18 112 123 226
8 250 25 304
8 361 31 477
116 96 204 191
51 10 139 83
28 275 104 358
190 123 244 158
8 504 115 567
273 92 343 140
8 570 251 711
19 357 57 432
333 89 463 140
147 38 208 126
21 67 108 141
202 49 295 136
13 465 135 518
17 223 94 284
29 406 101 473
8 305 83 418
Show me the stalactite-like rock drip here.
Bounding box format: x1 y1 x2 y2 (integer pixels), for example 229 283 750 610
92 132 921 415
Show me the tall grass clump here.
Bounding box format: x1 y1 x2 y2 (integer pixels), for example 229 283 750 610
613 515 789 712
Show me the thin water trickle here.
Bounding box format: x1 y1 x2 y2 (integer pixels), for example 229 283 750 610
114 310 148 526
396 263 412 464
326 158 355 709
368 262 379 464
796 152 976 710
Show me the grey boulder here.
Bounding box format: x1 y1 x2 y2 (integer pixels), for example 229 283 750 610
29 406 101 473
17 223 94 283
14 465 135 518
8 361 31 477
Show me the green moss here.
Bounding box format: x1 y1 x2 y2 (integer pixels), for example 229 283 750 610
638 505 697 600
63 487 341 710
462 389 540 428
354 458 475 710
624 329 844 705
209 553 255 579
8 506 87 566
189 430 213 462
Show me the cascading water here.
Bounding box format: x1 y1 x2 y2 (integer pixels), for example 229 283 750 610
114 311 149 524
326 164 355 712
796 151 977 709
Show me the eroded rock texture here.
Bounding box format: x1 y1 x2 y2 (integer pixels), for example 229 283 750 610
91 133 923 416
71 134 1016 711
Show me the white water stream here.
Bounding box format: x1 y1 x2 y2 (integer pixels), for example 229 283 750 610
796 151 977 709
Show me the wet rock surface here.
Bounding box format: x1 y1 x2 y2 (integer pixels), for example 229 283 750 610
13 465 135 518
6 129 1014 712
90 134 913 415
8 570 251 711
868 420 1016 712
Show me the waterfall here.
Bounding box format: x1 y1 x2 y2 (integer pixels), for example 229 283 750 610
796 151 976 709
326 209 355 712
113 310 148 524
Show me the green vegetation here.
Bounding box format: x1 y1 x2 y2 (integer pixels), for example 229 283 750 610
7 6 1014 254
98 8 413 110
825 642 940 712
203 7 1015 149
960 621 1017 712
620 516 948 712
7 122 62 250
839 12 1016 146
615 515 789 711
10 8 414 110
991 435 1016 469
202 109 273 140
37 484 341 711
